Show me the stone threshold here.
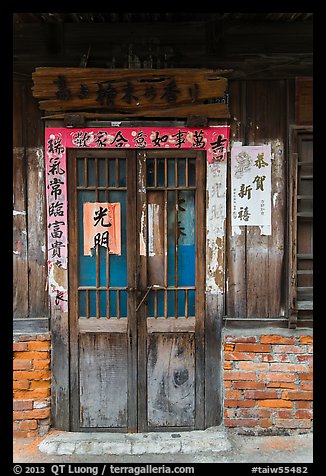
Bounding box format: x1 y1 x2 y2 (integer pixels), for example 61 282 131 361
39 427 232 455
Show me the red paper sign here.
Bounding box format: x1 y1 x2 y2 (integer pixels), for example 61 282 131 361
83 202 121 256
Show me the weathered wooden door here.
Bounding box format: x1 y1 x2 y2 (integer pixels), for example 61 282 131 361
68 148 206 431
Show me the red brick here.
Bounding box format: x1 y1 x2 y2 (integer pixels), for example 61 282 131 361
14 351 50 360
282 391 313 401
260 335 295 345
33 359 51 370
299 336 313 345
35 334 51 341
224 352 257 361
258 399 293 408
300 381 313 391
224 361 233 370
244 390 279 400
18 420 38 430
224 343 235 352
233 381 265 390
225 418 258 427
225 336 258 344
229 409 260 418
260 372 296 383
27 341 51 351
13 342 28 352
275 419 311 429
260 419 273 428
13 380 30 390
13 370 51 381
296 401 313 409
13 408 50 420
269 363 308 372
273 345 306 354
224 381 232 388
275 409 293 419
295 410 313 419
234 343 271 353
13 360 33 370
225 390 243 399
266 382 297 389
257 409 271 418
224 371 257 381
30 380 51 389
237 362 269 371
297 355 313 363
13 430 38 438
13 400 33 411
224 399 256 408
299 372 313 380
14 388 51 400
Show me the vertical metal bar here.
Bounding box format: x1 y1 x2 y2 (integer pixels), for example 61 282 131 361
106 289 111 319
86 289 90 318
117 290 120 319
154 157 158 188
96 290 100 319
186 157 189 187
154 289 158 318
164 290 168 319
105 157 109 188
84 157 87 186
185 289 188 318
115 157 120 187
174 157 178 187
164 156 168 188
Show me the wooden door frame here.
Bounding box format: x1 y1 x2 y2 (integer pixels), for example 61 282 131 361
45 124 227 431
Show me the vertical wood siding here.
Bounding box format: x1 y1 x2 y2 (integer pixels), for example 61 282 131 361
13 80 48 319
226 80 287 319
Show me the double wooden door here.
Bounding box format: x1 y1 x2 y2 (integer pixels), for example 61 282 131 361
68 148 206 431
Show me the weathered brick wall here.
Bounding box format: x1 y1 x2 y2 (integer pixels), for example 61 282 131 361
13 334 51 437
223 333 313 433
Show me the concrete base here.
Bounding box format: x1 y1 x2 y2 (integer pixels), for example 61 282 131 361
39 427 232 456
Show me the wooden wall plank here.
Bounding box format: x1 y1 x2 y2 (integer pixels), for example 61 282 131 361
246 80 287 318
25 82 49 318
13 81 29 318
226 80 247 317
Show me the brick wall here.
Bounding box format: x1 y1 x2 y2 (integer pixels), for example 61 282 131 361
13 334 51 438
223 333 313 434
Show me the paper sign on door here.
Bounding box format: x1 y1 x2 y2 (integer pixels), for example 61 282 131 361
83 202 121 256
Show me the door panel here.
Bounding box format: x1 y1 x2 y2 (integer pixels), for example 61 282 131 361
68 149 136 431
147 333 195 427
79 333 128 428
137 150 206 431
69 147 205 431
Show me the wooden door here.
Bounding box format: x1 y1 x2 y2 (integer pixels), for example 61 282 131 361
68 148 206 431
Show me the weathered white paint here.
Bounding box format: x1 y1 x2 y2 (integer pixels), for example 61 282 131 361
231 226 242 236
13 210 26 216
139 203 147 256
148 203 161 256
206 161 227 294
